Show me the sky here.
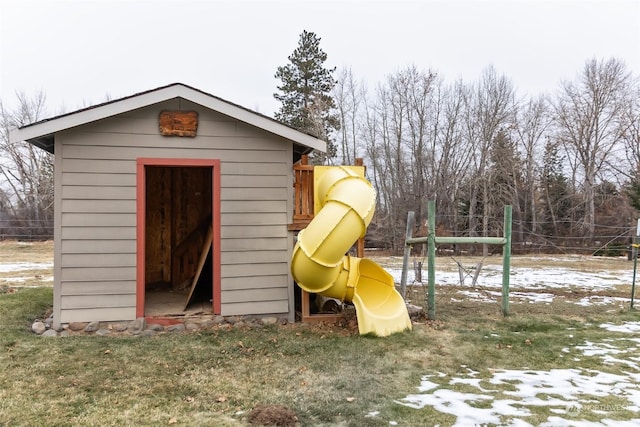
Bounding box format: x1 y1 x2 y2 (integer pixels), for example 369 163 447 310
1 0 639 118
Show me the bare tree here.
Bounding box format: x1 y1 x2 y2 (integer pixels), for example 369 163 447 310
463 66 516 254
513 95 552 235
0 91 54 239
331 60 637 253
429 79 475 234
333 67 366 165
368 75 409 249
621 83 640 176
554 58 632 237
403 66 438 225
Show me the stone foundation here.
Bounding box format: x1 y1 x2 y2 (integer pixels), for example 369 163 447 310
31 314 289 337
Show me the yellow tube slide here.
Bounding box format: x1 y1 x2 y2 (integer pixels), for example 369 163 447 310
291 166 412 336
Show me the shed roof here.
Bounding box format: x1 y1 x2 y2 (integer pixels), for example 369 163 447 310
9 83 326 157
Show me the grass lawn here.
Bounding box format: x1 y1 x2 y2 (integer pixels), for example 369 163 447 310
1 242 640 426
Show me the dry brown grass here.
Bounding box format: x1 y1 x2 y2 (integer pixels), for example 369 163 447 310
0 240 53 263
1 242 640 425
0 240 53 287
367 251 633 272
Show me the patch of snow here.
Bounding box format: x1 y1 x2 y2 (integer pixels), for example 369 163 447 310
540 417 640 427
456 290 495 302
397 365 640 426
600 322 640 333
511 291 555 303
576 341 625 357
416 376 439 392
0 262 53 273
398 389 508 425
575 296 629 306
386 256 634 291
1 276 53 284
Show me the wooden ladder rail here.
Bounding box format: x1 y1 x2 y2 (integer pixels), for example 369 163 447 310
171 217 211 289
288 154 315 231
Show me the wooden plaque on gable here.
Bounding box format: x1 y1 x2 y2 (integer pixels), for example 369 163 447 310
159 111 198 137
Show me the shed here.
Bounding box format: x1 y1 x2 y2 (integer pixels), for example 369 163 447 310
9 83 326 329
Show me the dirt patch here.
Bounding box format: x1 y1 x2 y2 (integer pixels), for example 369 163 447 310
246 404 299 426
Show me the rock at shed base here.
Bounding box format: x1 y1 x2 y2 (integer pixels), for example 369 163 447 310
31 321 46 335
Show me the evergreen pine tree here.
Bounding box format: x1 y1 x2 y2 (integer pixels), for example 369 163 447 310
624 172 640 212
488 129 524 205
274 30 339 161
539 139 571 235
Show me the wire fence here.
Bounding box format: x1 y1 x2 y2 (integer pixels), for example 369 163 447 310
0 217 637 256
0 220 53 241
367 213 639 256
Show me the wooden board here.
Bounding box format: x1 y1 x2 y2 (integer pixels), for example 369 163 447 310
159 111 198 137
183 225 213 310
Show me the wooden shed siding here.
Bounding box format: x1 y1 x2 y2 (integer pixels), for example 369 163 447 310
63 143 288 163
222 238 289 251
223 262 288 278
61 213 136 227
223 275 289 290
61 266 136 281
62 185 136 199
62 158 133 173
62 227 136 240
221 250 288 264
221 212 288 226
65 134 286 152
223 162 289 176
221 225 287 239
222 301 289 316
221 200 287 213
60 307 135 323
220 187 287 200
221 175 288 188
62 240 137 253
63 172 289 189
62 172 134 186
65 129 286 148
222 287 289 304
61 199 136 213
60 280 135 295
57 100 293 322
61 294 135 309
61 253 136 267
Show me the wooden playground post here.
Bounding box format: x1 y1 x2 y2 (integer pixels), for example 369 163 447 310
400 211 415 299
501 205 512 316
427 200 437 319
401 200 513 319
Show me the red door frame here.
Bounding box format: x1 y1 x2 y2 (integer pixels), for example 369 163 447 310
136 158 222 317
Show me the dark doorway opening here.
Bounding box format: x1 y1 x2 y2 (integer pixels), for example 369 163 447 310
143 165 213 317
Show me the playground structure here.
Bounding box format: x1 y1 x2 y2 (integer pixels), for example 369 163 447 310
401 200 513 319
291 165 412 336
